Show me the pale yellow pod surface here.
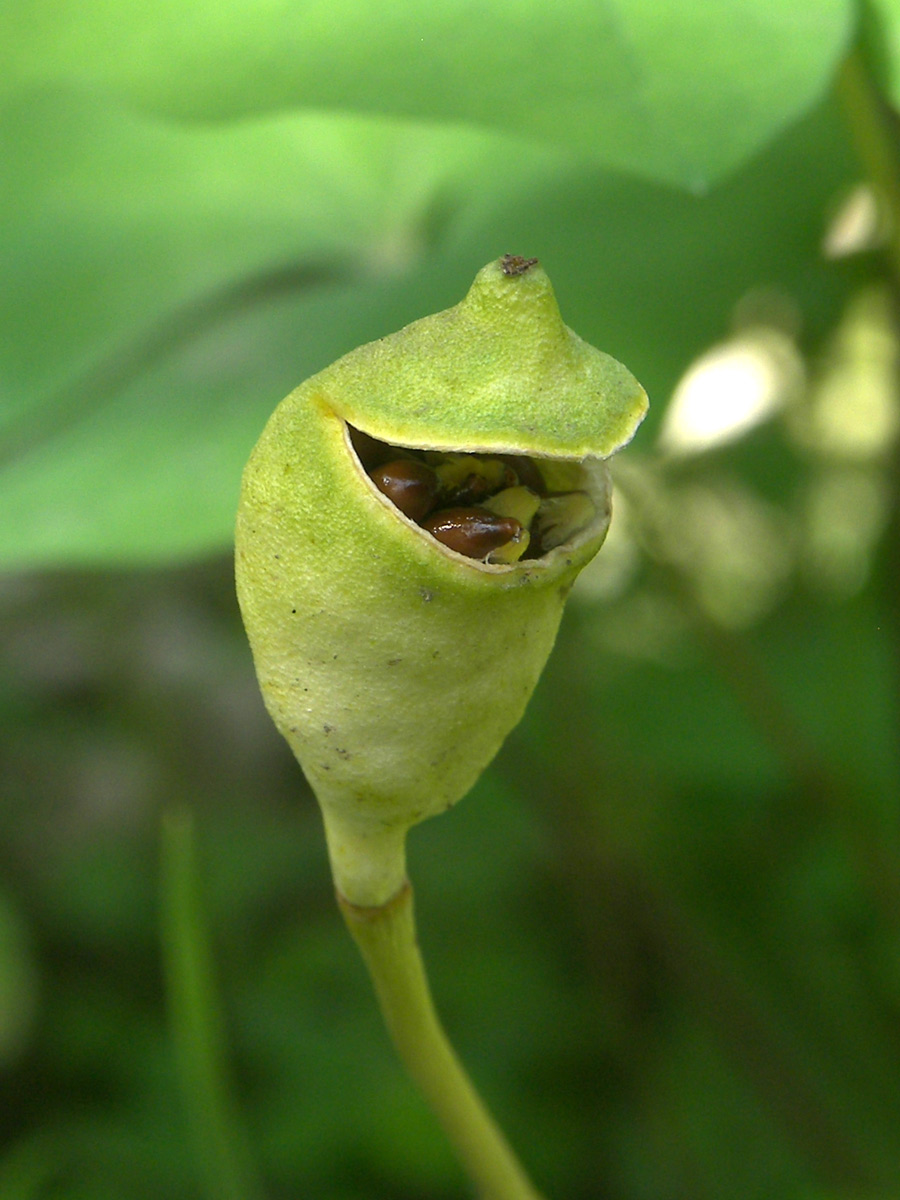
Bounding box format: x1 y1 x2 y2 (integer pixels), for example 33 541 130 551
236 258 647 905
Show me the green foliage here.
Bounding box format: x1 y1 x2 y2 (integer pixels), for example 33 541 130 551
0 0 857 568
2 1 850 184
2 3 900 1199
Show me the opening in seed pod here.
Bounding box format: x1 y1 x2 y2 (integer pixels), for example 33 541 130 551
346 423 611 568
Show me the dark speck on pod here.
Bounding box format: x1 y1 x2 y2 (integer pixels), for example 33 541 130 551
370 459 440 521
422 507 522 559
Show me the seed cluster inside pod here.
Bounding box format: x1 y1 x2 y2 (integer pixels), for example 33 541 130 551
349 425 597 564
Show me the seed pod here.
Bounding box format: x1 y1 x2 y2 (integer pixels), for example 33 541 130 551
236 257 647 905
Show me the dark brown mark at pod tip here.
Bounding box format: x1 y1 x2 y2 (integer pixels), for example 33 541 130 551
500 254 539 276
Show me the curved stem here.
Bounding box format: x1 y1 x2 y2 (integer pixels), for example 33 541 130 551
339 882 546 1200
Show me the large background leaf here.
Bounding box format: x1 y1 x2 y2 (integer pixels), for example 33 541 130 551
4 0 852 187
3 6 900 1200
0 90 859 567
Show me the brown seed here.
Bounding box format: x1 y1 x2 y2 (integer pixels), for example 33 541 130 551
444 471 494 507
498 454 545 495
348 425 397 470
433 455 515 506
422 507 522 559
369 459 439 520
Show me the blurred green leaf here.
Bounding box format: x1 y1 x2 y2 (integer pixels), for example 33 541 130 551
869 0 900 98
0 87 508 434
0 1133 60 1200
0 87 544 566
0 889 37 1066
4 1 852 187
2 11 900 1196
160 808 262 1200
0 91 859 568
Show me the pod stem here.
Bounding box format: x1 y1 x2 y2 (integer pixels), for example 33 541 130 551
338 882 546 1200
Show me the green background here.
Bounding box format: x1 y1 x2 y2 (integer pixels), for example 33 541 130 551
2 1 899 1196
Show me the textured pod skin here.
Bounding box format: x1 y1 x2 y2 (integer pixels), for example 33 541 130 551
236 259 647 904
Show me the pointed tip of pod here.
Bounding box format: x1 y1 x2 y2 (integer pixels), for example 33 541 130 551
301 256 648 461
460 256 564 337
482 254 546 287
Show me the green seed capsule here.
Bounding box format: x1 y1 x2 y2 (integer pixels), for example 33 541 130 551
235 257 647 905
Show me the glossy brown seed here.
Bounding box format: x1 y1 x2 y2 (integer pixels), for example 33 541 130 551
369 459 440 521
421 507 522 559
